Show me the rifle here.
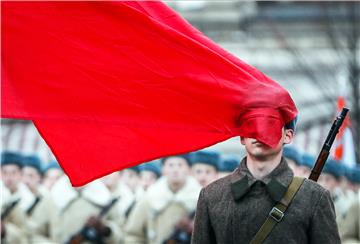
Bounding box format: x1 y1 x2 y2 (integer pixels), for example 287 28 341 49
66 197 119 244
163 211 196 244
309 107 349 182
1 199 20 220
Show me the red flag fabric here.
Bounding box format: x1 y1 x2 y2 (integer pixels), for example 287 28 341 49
2 1 297 186
332 97 356 167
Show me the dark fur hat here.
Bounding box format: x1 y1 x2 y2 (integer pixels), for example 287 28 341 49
190 151 220 170
1 151 23 169
161 154 191 166
23 155 42 174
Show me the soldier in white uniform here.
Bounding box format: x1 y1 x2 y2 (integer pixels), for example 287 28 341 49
190 151 220 188
50 176 122 243
125 154 201 244
21 155 57 243
42 160 63 191
218 156 239 179
318 158 347 223
283 146 302 176
139 161 161 191
1 151 28 243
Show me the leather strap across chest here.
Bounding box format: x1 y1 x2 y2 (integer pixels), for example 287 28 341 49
250 176 305 244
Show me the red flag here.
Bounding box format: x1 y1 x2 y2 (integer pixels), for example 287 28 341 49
332 97 356 167
2 1 297 186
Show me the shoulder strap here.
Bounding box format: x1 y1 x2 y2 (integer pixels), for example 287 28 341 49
26 196 41 216
250 176 305 244
1 199 20 220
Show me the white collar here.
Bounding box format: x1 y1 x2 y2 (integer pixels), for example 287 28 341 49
51 176 112 211
146 176 201 212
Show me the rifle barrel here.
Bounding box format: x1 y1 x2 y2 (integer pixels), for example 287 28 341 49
309 107 349 182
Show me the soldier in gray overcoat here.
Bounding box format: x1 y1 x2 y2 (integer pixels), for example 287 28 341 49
192 120 340 244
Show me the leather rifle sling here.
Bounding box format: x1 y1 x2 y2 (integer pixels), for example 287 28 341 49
250 176 305 244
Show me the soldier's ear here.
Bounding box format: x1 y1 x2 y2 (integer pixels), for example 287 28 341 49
240 137 245 145
284 129 294 144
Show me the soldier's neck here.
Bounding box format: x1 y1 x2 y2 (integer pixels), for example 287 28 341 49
168 181 185 193
29 186 39 195
246 153 282 180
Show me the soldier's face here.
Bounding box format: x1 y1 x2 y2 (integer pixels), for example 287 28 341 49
22 166 42 192
241 129 294 160
1 164 22 193
191 163 218 187
43 168 63 190
101 172 120 191
120 169 139 192
139 171 158 191
162 157 190 185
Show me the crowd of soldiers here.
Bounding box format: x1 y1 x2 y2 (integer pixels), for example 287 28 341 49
1 148 360 243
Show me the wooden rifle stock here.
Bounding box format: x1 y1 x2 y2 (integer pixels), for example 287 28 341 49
309 107 349 182
163 211 195 244
66 197 119 244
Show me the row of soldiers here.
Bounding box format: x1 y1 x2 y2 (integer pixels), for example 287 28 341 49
1 150 237 243
283 147 360 222
283 147 360 243
1 148 360 243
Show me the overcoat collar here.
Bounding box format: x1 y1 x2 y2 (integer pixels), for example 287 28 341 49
230 157 294 202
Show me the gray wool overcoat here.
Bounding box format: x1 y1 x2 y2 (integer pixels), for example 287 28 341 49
192 157 341 244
